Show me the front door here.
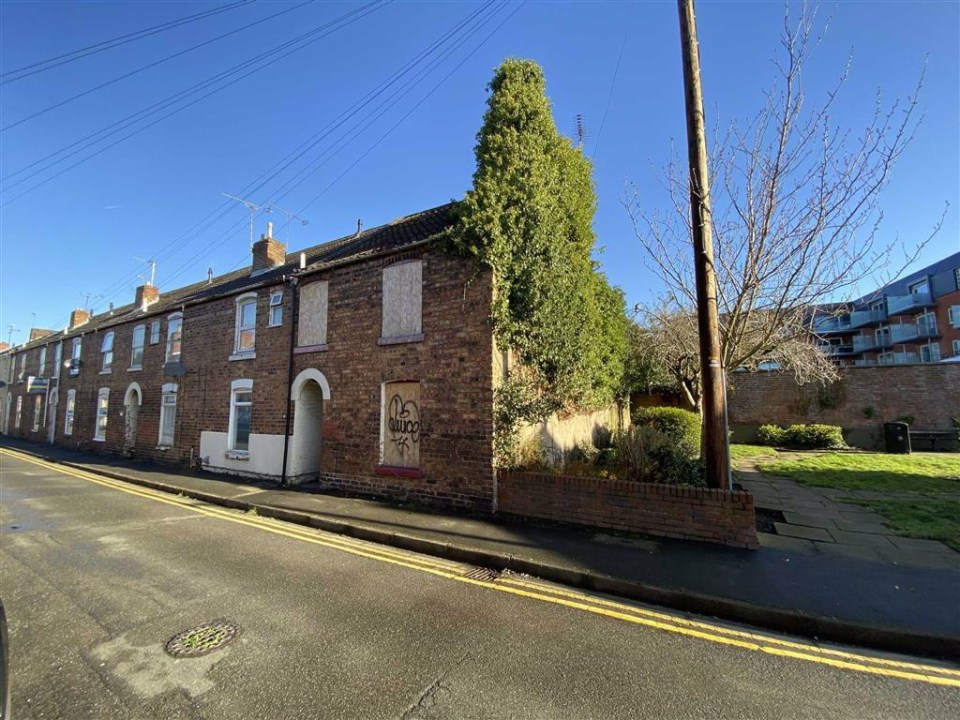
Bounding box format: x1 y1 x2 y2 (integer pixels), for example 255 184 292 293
124 401 138 455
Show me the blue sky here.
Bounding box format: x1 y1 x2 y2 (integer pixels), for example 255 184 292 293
1 0 957 343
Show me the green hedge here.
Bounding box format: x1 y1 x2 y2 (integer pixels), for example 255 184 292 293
756 423 845 450
633 407 700 459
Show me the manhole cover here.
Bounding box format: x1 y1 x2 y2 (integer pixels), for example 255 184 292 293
165 620 240 658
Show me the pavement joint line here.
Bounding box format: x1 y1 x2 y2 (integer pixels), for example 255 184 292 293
0 449 470 576
4 447 960 684
496 577 960 678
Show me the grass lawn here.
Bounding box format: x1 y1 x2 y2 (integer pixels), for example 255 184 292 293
756 452 960 493
845 498 960 552
729 444 779 464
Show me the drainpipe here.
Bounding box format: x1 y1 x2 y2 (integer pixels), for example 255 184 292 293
280 276 299 486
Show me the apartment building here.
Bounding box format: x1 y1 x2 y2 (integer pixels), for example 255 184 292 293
814 251 960 366
2 204 499 510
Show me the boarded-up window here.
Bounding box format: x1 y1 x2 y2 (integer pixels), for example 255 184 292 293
381 261 422 340
297 281 328 347
381 381 420 468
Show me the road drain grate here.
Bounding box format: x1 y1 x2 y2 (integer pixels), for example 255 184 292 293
165 620 240 658
462 566 500 582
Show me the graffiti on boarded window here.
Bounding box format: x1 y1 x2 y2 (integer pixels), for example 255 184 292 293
382 381 420 468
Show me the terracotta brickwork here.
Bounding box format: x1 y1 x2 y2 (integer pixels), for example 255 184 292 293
727 364 960 433
498 471 759 549
3 240 496 510
294 249 495 509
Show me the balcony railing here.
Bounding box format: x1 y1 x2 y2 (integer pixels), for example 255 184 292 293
887 292 935 315
813 316 852 334
852 335 877 352
878 351 920 365
849 308 887 329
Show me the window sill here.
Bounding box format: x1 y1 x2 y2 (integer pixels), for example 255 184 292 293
92 437 106 443
156 445 172 451
99 369 112 375
127 367 142 372
225 450 250 461
267 322 283 329
229 352 256 362
375 465 423 479
377 334 424 347
294 343 329 355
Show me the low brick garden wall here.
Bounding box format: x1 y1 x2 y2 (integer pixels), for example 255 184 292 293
497 471 759 549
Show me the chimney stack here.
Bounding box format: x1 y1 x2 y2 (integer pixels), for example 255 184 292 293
251 222 286 274
28 328 55 342
135 283 160 312
69 308 90 330
0 342 10 353
356 219 363 237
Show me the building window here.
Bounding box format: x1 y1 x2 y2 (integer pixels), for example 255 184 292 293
101 332 115 371
908 279 929 295
130 325 146 369
94 388 110 441
380 260 422 343
39 346 47 376
228 379 253 453
380 381 421 470
166 313 183 362
297 281 328 348
917 312 937 336
268 290 283 327
70 337 82 376
949 306 960 329
149 321 161 345
920 343 941 363
32 396 42 432
955 267 960 291
158 383 178 448
64 389 76 436
953 339 960 357
15 396 22 428
53 342 62 379
234 294 257 356
17 353 25 381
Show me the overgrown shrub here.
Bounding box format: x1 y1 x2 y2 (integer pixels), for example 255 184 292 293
757 424 786 446
615 426 706 486
632 407 700 459
756 423 845 449
783 424 846 449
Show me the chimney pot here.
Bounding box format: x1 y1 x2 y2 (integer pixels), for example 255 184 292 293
356 219 363 237
69 308 91 330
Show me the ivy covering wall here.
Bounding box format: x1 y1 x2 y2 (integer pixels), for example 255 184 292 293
449 59 629 463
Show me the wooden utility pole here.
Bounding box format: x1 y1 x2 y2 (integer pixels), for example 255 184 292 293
677 0 730 489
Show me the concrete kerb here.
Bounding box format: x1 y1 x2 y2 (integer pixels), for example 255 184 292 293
19 449 960 662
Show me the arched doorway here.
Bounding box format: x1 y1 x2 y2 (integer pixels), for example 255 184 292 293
289 369 331 484
123 383 142 456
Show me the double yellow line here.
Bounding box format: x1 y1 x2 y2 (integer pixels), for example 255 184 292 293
2 447 959 688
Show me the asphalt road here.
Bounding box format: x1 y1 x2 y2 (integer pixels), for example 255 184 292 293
1 450 958 719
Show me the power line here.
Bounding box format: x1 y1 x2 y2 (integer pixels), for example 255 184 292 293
158 1 516 289
1 1 315 133
295 0 527 216
592 0 634 162
0 1 390 205
0 0 257 85
86 1 497 307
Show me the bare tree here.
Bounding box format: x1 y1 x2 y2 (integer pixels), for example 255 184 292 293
627 4 944 411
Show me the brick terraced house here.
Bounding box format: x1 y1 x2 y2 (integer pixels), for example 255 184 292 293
2 204 500 510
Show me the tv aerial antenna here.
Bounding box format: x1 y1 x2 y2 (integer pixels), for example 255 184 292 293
265 203 309 243
222 192 270 250
133 257 157 286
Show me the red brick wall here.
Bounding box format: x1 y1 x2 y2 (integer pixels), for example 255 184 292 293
294 248 495 510
4 246 496 510
934 288 960 358
727 364 960 433
497 471 758 549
